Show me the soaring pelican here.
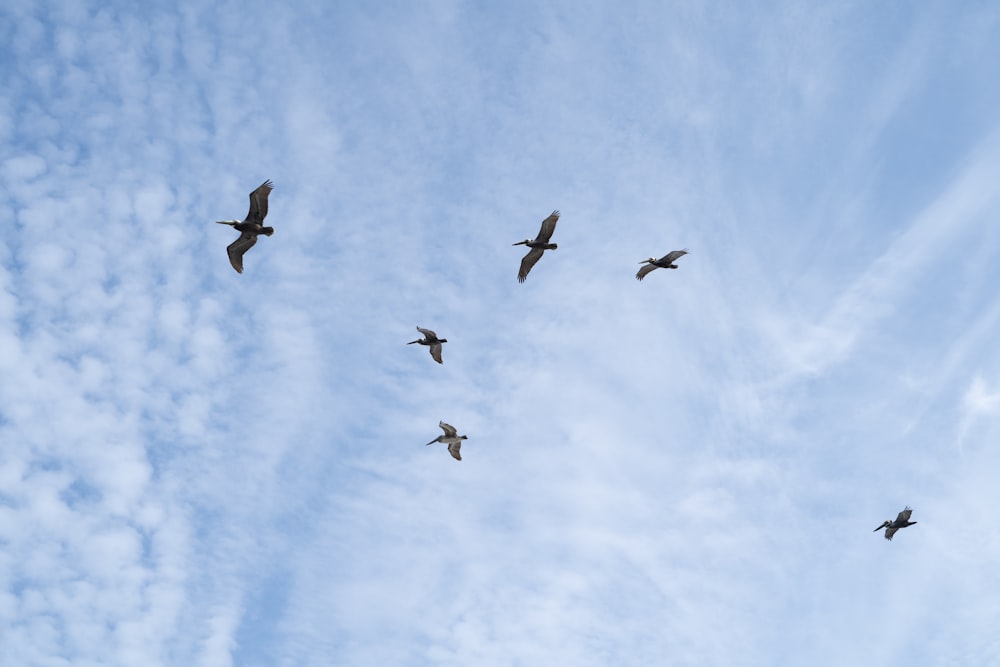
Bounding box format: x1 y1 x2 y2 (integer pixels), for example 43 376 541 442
407 327 447 364
425 421 468 461
216 180 275 273
513 210 560 283
874 506 917 541
636 249 689 281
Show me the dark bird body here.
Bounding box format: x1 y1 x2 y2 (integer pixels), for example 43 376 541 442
514 210 560 283
216 180 275 273
636 249 689 281
425 421 468 461
874 506 917 540
408 327 447 364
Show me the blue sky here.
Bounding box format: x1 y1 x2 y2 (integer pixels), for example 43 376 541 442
2 1 1000 665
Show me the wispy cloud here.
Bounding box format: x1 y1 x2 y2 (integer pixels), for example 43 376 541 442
2 1 1000 665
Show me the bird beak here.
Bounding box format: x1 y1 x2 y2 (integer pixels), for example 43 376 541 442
216 220 235 225
873 522 888 532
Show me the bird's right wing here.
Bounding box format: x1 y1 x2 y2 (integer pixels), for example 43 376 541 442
226 231 257 274
247 180 274 224
896 507 913 523
439 421 457 437
635 263 658 281
535 210 560 243
518 247 545 283
429 343 443 364
416 327 437 339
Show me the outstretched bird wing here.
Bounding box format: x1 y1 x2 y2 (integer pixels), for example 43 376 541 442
636 262 659 281
429 343 443 364
439 421 458 437
884 525 900 540
226 231 257 274
447 441 462 461
658 249 689 265
534 210 560 243
247 180 274 224
416 327 437 340
896 507 913 523
518 247 545 283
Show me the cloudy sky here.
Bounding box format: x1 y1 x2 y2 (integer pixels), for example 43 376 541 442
2 1 1000 665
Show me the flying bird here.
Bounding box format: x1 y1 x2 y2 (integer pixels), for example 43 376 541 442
216 180 275 273
636 249 689 281
425 421 468 461
513 210 560 283
407 327 447 364
873 506 917 541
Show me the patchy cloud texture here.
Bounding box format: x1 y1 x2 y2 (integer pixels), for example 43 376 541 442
1 1 999 665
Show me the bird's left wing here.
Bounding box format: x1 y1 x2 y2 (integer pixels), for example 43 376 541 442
660 249 689 264
518 247 545 283
884 526 899 541
447 441 462 461
535 210 560 243
247 180 274 223
429 343 443 364
226 231 258 274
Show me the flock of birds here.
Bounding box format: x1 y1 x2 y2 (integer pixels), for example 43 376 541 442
216 180 919 541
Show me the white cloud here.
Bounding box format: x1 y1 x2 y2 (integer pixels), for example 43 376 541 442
3 1 1000 666
962 376 1000 417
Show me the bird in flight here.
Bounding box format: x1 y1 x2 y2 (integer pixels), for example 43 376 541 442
407 327 448 364
425 421 468 461
216 180 275 273
513 210 560 283
636 249 689 281
873 506 917 541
